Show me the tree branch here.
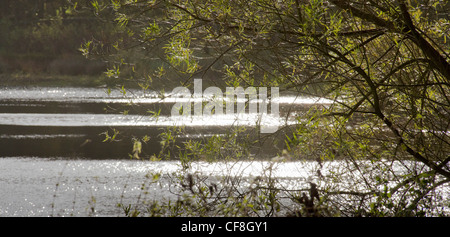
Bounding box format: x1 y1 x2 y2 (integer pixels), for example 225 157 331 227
329 0 395 30
398 1 450 83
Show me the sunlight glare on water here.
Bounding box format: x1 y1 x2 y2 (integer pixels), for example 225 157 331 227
0 157 449 216
0 87 332 128
0 87 334 104
0 157 315 216
0 112 289 127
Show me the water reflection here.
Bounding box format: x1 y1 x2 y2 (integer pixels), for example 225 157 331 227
0 87 333 104
1 156 448 216
1 157 306 216
0 87 332 159
0 112 288 127
0 87 338 216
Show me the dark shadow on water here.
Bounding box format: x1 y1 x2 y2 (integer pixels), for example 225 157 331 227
0 125 284 160
0 125 162 159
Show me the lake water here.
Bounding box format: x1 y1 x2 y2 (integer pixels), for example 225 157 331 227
0 86 333 216
1 86 448 217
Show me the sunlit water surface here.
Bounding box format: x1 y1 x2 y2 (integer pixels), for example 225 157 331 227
0 157 319 216
0 87 329 216
0 87 448 216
